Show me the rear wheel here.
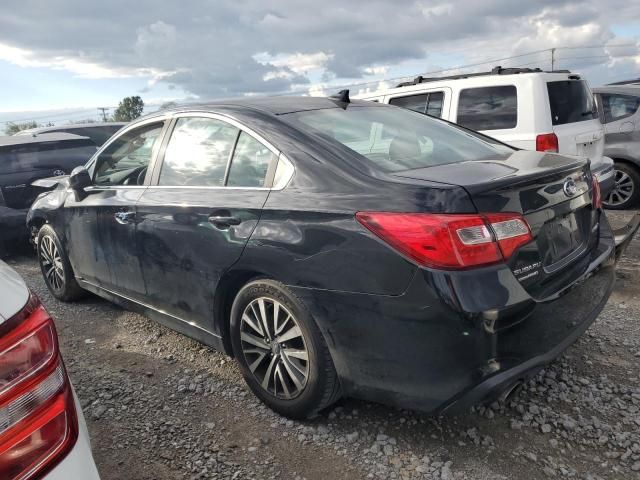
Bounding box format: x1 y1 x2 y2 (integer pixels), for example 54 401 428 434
604 162 640 210
230 279 341 418
37 225 84 301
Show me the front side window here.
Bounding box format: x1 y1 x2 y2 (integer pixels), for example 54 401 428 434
547 80 597 125
226 132 277 187
159 117 239 187
457 86 517 131
94 122 164 186
601 94 640 123
285 106 513 173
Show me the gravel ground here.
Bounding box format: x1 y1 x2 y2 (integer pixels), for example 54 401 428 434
4 209 640 480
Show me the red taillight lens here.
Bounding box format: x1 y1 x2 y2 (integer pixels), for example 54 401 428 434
356 212 533 270
536 133 559 153
0 294 78 480
592 174 602 210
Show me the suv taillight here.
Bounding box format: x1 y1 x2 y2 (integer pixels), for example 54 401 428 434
356 212 533 269
536 133 559 153
592 174 602 210
0 294 78 480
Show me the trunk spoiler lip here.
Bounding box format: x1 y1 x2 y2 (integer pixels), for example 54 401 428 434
613 213 640 262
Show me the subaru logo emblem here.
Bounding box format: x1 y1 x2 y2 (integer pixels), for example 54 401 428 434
563 178 578 197
53 169 65 176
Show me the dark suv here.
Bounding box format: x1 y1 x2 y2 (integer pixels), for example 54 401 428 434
0 133 97 251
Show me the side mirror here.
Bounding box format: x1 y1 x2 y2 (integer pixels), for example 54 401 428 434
68 166 92 191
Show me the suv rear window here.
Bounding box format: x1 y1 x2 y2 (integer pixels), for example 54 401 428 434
0 140 97 175
285 106 512 173
456 86 517 131
547 80 597 125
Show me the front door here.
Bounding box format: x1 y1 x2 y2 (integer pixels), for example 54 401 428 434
64 120 167 296
135 115 277 334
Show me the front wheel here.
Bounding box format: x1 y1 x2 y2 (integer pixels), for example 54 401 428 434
230 279 341 419
37 225 85 301
603 162 640 210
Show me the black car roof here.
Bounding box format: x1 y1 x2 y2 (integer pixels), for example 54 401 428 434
0 132 91 147
155 96 382 117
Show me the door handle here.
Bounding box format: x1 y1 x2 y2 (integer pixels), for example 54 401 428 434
114 211 136 224
208 215 241 228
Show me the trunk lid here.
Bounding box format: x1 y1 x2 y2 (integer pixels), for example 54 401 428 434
393 150 598 296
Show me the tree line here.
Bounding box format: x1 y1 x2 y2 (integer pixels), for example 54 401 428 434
5 95 149 135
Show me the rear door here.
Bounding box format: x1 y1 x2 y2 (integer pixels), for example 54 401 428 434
547 79 604 161
135 114 278 334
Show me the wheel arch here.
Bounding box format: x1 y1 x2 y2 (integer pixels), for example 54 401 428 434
214 268 273 357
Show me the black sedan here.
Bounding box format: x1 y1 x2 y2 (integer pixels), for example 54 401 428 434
27 95 640 418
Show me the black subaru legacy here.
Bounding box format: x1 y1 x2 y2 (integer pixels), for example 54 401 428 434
27 95 640 418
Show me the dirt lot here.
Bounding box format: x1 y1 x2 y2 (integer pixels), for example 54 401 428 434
5 210 640 480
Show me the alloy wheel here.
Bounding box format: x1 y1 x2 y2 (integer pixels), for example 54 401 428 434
240 297 309 400
40 235 65 291
604 169 635 208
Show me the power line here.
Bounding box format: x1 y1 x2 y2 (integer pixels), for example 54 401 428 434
97 107 110 122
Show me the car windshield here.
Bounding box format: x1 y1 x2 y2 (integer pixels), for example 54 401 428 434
285 106 513 172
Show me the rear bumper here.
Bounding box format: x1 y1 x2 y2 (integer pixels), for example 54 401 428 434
289 214 625 413
592 158 615 197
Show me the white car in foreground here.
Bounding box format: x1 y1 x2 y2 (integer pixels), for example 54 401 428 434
0 260 100 480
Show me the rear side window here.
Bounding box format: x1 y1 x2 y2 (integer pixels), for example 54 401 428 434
226 132 277 187
0 140 97 175
389 92 444 117
600 94 640 123
457 86 517 131
547 80 597 125
159 117 239 187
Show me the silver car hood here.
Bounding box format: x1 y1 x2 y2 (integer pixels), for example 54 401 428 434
0 260 29 324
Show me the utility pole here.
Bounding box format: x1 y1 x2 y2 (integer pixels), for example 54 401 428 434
551 48 556 71
97 107 109 122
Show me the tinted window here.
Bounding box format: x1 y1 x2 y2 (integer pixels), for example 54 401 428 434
94 122 163 186
0 140 97 175
547 80 597 125
227 132 277 187
159 117 239 187
286 106 513 173
457 86 517 130
389 92 444 117
601 94 640 123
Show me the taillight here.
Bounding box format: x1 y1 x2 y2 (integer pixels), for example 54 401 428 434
592 174 602 210
356 212 533 270
536 133 559 153
0 294 78 480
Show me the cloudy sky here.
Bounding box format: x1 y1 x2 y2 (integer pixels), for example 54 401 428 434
1 0 639 127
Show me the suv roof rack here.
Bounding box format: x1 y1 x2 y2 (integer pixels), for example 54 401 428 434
396 66 575 88
607 78 640 86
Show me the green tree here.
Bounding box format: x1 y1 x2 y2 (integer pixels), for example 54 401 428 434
5 121 39 135
113 96 144 122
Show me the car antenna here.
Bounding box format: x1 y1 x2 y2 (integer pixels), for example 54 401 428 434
330 89 350 109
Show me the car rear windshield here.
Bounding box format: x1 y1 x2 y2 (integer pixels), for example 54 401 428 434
284 106 513 172
547 80 598 126
0 140 97 175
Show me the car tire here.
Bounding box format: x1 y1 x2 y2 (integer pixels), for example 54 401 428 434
37 224 85 302
604 162 640 210
230 279 341 419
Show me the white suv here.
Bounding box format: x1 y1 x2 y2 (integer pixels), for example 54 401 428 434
354 67 614 194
